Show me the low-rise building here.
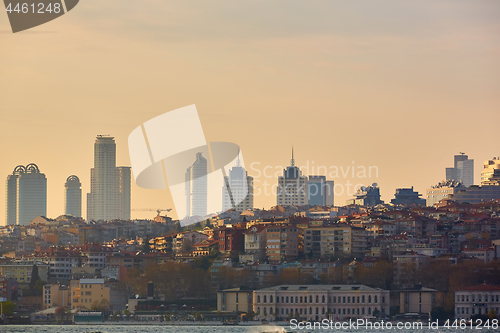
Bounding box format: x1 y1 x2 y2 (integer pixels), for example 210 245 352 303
0 259 49 285
253 284 389 321
455 284 500 320
43 283 71 309
71 278 110 311
400 286 444 314
217 287 253 313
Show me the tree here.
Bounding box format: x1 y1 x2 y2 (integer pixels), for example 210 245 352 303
91 298 110 311
55 307 66 322
29 264 41 291
0 300 16 314
142 237 151 253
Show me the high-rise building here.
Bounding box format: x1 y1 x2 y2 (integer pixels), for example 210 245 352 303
446 153 474 186
117 167 131 220
185 152 208 218
222 157 253 212
87 135 131 221
6 163 47 226
307 176 335 206
65 175 82 218
277 148 308 206
481 157 500 186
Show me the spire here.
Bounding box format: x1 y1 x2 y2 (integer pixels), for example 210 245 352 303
291 146 295 166
236 147 241 167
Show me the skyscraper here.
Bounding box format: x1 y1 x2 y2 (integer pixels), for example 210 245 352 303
185 152 208 218
117 166 131 220
446 153 474 187
222 156 253 212
307 176 335 206
87 135 131 221
277 148 308 206
64 175 82 217
6 163 47 226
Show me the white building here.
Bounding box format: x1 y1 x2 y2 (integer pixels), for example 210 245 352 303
426 180 465 207
185 152 208 218
6 164 47 226
253 284 389 321
455 284 500 320
240 225 267 262
222 158 253 212
277 149 308 207
87 136 131 221
481 158 500 185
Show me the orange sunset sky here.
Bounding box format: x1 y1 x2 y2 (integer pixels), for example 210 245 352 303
1 1 499 223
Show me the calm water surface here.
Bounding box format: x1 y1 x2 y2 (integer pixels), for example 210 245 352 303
0 325 498 333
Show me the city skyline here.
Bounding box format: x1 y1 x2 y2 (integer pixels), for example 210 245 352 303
1 1 499 223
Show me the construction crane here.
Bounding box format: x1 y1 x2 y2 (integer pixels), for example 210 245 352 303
131 208 172 216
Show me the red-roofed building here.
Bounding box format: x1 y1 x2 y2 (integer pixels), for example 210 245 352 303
455 284 500 320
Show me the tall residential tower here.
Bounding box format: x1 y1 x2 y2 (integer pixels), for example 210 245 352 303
87 135 131 221
6 163 47 226
222 156 253 212
65 175 82 217
185 152 208 218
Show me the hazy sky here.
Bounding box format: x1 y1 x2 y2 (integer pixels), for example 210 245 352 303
1 1 499 223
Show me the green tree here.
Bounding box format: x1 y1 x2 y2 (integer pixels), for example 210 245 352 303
0 300 16 314
91 298 110 311
29 264 41 291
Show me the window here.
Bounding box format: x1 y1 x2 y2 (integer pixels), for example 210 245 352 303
270 295 273 303
362 295 365 303
368 295 372 303
322 295 325 303
316 295 319 303
263 295 266 303
257 295 261 303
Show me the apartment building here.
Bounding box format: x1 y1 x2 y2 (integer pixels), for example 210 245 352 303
71 278 110 310
265 224 300 263
304 225 367 259
0 259 49 285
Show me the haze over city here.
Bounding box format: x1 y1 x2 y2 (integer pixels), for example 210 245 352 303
1 1 500 224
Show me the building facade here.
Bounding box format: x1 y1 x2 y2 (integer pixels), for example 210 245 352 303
253 284 390 321
304 225 368 259
426 180 465 206
65 175 82 218
185 152 208 218
222 159 253 212
217 287 253 313
71 278 111 310
446 153 474 187
87 135 131 221
481 158 500 186
346 184 383 206
455 284 500 320
277 149 308 206
391 187 426 206
308 176 335 207
6 163 47 226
